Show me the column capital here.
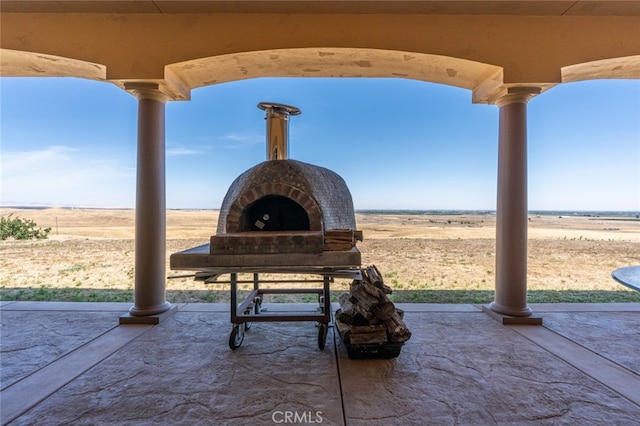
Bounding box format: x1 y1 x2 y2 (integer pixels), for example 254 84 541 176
494 86 542 107
124 82 171 103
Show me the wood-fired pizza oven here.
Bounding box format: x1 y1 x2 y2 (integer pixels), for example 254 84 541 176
170 102 362 270
210 103 362 261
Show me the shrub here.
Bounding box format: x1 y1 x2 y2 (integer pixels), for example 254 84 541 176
0 214 51 240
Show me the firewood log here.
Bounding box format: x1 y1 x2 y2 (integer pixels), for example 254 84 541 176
337 292 357 324
324 242 354 251
351 300 375 321
324 229 357 251
349 330 388 345
361 279 387 299
385 311 412 343
334 313 353 343
338 291 350 305
349 323 388 334
349 280 380 311
362 265 393 294
371 301 396 321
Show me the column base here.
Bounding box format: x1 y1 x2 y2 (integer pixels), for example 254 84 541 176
483 304 542 325
489 300 532 317
129 300 172 316
120 303 177 325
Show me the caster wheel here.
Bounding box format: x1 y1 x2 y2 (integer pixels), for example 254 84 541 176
229 324 244 350
318 323 328 350
244 308 252 331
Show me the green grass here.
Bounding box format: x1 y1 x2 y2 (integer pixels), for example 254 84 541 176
0 287 134 303
386 290 640 304
1 288 638 304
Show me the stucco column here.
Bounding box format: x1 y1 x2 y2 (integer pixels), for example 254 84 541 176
490 88 539 317
125 83 172 317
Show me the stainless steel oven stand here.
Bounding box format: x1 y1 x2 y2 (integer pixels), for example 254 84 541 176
226 272 332 350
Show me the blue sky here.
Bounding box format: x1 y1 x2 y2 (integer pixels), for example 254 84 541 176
1 76 639 211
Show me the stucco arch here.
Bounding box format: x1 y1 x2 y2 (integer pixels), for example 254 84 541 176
562 55 640 83
0 49 106 81
166 47 504 103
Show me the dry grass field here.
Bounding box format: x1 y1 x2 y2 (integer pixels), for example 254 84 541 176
1 207 639 304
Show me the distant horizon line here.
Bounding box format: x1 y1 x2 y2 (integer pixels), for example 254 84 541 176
1 204 638 216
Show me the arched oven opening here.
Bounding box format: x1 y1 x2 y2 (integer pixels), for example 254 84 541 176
244 196 310 232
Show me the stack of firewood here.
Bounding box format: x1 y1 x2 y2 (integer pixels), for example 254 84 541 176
324 229 364 251
335 265 411 345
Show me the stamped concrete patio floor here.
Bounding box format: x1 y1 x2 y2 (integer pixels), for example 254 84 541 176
1 302 639 425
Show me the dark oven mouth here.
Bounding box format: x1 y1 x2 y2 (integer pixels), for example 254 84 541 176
243 196 311 232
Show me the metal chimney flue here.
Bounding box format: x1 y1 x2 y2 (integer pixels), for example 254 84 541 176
258 102 301 160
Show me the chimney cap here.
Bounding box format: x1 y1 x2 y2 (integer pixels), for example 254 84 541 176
257 102 301 116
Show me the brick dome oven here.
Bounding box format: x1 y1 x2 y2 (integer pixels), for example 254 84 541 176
211 158 359 255
211 103 361 259
218 159 356 233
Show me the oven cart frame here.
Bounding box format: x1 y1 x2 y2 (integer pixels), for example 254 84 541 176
182 267 362 350
170 244 362 350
